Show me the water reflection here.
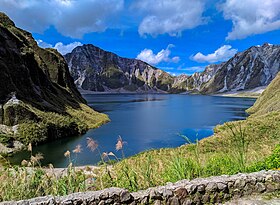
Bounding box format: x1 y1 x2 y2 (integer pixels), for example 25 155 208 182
8 94 255 167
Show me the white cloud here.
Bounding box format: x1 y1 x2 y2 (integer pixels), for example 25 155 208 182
53 42 83 55
36 40 82 55
220 0 280 40
191 45 237 63
136 44 180 65
0 0 124 38
36 40 52 48
132 0 207 37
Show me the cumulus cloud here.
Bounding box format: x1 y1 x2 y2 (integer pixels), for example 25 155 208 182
136 44 180 65
53 42 83 55
220 0 280 40
0 0 124 38
131 0 207 37
36 40 82 55
36 40 52 48
191 45 237 63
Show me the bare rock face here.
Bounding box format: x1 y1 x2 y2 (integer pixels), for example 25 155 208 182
64 44 174 93
65 43 280 94
200 43 280 94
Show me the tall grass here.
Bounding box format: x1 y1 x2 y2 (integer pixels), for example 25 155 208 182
97 113 280 191
0 144 87 201
1 111 280 201
226 123 249 171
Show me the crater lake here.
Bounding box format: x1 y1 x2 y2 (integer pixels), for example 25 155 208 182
9 94 256 167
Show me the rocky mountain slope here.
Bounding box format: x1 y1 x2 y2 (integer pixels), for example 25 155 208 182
65 44 174 92
0 13 108 151
198 43 280 94
65 43 280 94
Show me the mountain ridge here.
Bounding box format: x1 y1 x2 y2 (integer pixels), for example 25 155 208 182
65 43 280 94
65 44 175 93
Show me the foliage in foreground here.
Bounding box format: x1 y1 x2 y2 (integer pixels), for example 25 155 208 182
1 110 280 201
97 111 280 191
0 165 87 201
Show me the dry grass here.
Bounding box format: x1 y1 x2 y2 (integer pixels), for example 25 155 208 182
94 111 280 191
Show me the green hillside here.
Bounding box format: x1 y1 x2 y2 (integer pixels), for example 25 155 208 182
247 72 280 115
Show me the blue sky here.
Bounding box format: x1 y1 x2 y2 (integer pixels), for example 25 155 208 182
1 0 280 75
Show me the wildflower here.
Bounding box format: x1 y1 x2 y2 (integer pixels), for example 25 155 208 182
73 144 82 154
108 152 116 157
64 150 71 158
30 153 44 164
102 152 108 160
87 137 98 152
27 143 32 152
21 159 28 166
116 135 126 151
35 153 44 161
48 164 54 169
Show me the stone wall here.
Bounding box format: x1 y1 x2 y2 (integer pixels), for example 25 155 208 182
2 170 280 205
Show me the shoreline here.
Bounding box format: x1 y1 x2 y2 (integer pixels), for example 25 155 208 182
79 87 265 99
2 91 255 167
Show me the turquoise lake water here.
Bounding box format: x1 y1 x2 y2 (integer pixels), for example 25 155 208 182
9 94 256 167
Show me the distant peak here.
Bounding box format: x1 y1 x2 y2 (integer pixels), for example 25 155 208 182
0 12 15 27
263 42 273 47
71 44 102 53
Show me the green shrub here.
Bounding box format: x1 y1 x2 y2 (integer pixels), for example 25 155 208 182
249 144 280 171
163 157 200 182
203 155 239 176
17 122 48 144
0 134 13 145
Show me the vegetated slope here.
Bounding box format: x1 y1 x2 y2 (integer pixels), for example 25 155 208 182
247 72 280 115
93 72 280 192
64 44 174 93
65 43 280 94
0 13 108 149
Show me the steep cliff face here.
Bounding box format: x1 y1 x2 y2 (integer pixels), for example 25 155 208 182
0 13 108 147
200 43 280 94
0 13 86 111
174 64 222 93
65 44 175 92
65 43 280 94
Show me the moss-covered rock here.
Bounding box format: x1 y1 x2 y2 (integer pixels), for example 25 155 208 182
3 102 39 126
